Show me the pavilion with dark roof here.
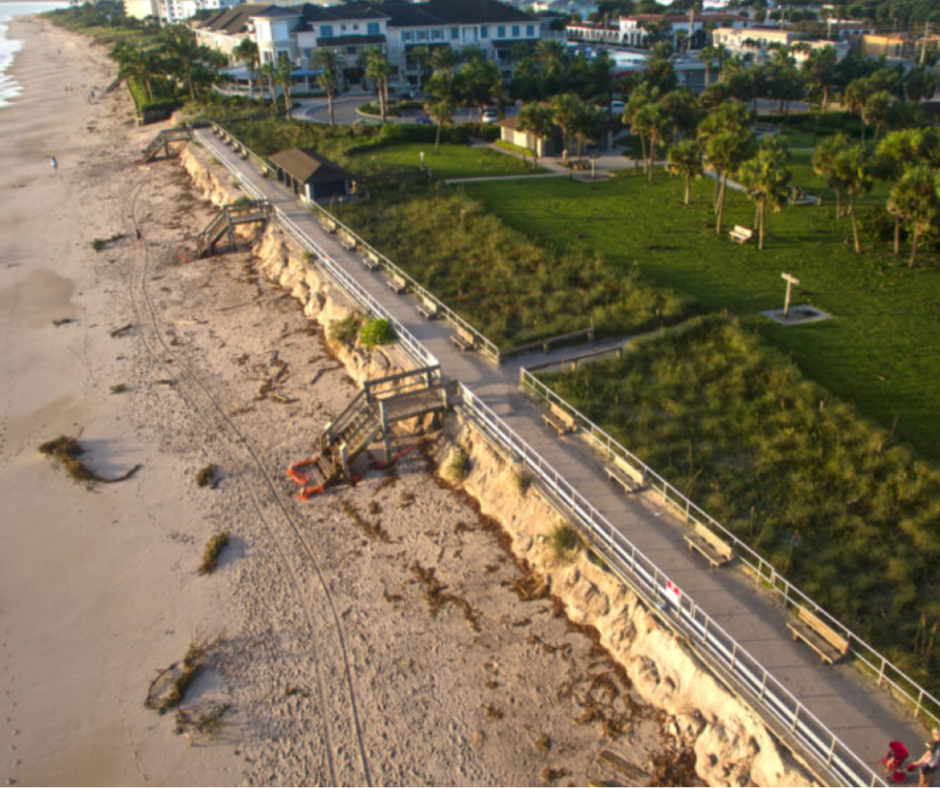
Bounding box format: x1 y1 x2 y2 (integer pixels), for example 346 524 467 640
269 148 355 203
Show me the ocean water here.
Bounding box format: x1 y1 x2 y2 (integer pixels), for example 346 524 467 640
0 1 70 108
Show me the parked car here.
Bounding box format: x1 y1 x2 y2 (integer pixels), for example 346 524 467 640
607 100 625 115
482 109 499 124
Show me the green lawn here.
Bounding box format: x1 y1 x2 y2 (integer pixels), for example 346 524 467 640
464 164 940 463
350 142 540 180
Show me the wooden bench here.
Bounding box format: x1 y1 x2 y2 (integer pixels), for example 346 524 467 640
729 225 753 244
542 403 577 435
363 250 381 271
787 607 850 665
451 326 476 352
417 297 439 320
604 455 648 495
684 523 734 569
386 273 407 294
338 231 357 251
319 216 337 234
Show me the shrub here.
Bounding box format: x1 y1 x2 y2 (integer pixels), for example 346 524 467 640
199 531 229 575
195 464 217 488
548 522 583 564
358 318 394 348
331 312 363 343
513 470 533 495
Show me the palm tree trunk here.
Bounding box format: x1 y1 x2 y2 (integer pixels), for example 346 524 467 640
715 173 728 235
434 121 441 153
704 62 710 86
684 173 690 205
647 135 654 183
638 134 647 175
849 192 861 253
822 85 829 113
328 89 335 126
713 169 720 210
910 226 921 267
758 199 765 250
893 216 900 256
753 201 760 229
835 189 842 219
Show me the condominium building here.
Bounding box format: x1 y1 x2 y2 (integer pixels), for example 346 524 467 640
195 0 543 88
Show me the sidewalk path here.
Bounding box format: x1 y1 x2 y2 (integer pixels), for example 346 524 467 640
194 127 926 785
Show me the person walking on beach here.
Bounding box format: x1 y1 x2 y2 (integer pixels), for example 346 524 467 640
49 156 58 171
910 729 940 787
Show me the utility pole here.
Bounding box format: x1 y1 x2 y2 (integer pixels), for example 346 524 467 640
688 4 695 54
921 22 931 67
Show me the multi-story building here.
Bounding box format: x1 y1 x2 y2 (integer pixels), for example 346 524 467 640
197 0 544 89
567 12 747 50
711 25 804 59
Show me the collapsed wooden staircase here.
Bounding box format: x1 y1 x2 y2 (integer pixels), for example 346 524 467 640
288 366 448 499
139 127 193 162
195 199 270 257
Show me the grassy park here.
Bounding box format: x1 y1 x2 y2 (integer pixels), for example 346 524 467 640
226 118 534 181
463 166 940 464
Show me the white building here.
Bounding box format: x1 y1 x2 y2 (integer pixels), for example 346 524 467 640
198 0 544 89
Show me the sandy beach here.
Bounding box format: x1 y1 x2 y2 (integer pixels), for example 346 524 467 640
0 18 685 786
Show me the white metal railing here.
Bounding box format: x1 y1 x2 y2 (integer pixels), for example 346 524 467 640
520 365 940 731
193 125 893 786
210 120 502 363
456 384 886 788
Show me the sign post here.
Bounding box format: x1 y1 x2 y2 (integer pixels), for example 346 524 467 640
781 272 800 318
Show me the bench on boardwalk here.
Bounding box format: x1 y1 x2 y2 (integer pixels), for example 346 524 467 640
451 326 476 352
729 225 753 244
787 607 850 665
338 230 357 251
684 523 734 568
417 297 439 320
363 250 381 271
386 272 407 294
604 455 648 495
319 215 337 234
542 403 577 435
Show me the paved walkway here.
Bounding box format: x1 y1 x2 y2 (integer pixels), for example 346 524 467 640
194 127 927 786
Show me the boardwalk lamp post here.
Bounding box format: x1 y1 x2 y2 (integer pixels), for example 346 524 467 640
782 272 800 318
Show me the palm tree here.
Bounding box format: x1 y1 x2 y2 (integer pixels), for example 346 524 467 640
800 45 837 112
862 90 892 141
835 144 872 254
667 139 703 205
737 138 791 250
551 93 582 165
573 103 605 163
632 101 670 182
698 100 754 211
517 102 554 170
426 99 453 153
877 129 930 254
703 130 748 234
534 39 565 95
697 45 716 87
364 48 390 122
311 48 341 126
625 81 660 168
843 77 872 141
429 45 460 100
410 44 432 90
161 25 211 101
276 54 294 119
232 37 259 99
812 132 849 218
662 88 700 143
460 56 500 123
887 165 940 267
260 61 277 110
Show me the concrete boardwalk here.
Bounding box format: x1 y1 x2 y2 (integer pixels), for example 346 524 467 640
194 127 925 784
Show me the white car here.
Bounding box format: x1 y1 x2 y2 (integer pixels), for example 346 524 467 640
609 100 625 115
482 109 499 124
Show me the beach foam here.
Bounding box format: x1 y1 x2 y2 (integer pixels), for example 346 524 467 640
0 2 69 108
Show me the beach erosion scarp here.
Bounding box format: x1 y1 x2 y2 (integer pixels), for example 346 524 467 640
180 139 814 788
